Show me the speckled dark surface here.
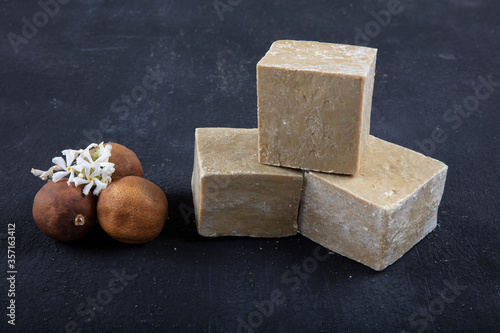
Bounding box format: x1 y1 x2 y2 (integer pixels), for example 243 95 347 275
1 0 499 332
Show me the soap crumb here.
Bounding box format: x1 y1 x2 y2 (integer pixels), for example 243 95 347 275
384 190 397 197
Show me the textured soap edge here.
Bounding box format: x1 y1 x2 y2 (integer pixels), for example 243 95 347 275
257 40 378 76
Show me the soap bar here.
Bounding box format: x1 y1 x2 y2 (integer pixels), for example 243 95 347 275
257 40 377 174
298 136 448 271
192 128 303 237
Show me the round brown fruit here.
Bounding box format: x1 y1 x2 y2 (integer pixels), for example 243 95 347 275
92 143 144 181
33 180 96 242
97 176 168 244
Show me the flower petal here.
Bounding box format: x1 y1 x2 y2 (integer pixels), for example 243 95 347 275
101 165 115 180
67 170 76 185
82 181 94 196
52 156 67 169
73 177 90 187
82 143 98 152
93 178 107 196
82 149 94 163
62 149 79 167
76 157 90 167
90 165 103 178
71 164 83 173
52 170 70 182
31 168 44 176
99 162 115 168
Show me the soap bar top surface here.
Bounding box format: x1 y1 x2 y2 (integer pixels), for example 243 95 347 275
195 127 299 177
320 135 448 208
257 40 377 76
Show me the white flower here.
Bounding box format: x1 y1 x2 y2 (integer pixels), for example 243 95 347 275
31 142 115 196
31 165 59 180
72 177 93 196
56 156 80 181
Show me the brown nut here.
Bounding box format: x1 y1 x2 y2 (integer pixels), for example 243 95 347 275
97 176 168 244
32 179 96 242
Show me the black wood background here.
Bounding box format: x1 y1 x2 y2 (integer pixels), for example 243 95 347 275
1 0 499 332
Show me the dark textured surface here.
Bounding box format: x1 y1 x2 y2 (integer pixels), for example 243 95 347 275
1 0 499 332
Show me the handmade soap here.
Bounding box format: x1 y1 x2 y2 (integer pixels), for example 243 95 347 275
257 40 377 174
298 136 448 271
192 128 303 237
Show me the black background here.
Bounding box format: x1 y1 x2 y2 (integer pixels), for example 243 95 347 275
1 0 499 332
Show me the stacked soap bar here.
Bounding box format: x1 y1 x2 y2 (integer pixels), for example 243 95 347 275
257 40 377 174
299 136 447 271
191 40 448 271
192 128 302 237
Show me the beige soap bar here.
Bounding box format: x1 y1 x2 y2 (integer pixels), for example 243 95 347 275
298 136 448 271
257 40 377 174
192 128 303 237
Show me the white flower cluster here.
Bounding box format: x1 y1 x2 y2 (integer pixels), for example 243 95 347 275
31 142 115 196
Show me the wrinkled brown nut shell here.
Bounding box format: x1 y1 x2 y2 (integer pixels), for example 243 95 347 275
97 176 168 244
32 179 96 242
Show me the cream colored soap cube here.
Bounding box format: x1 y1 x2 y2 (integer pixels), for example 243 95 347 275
192 128 303 237
298 136 448 271
257 40 377 174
